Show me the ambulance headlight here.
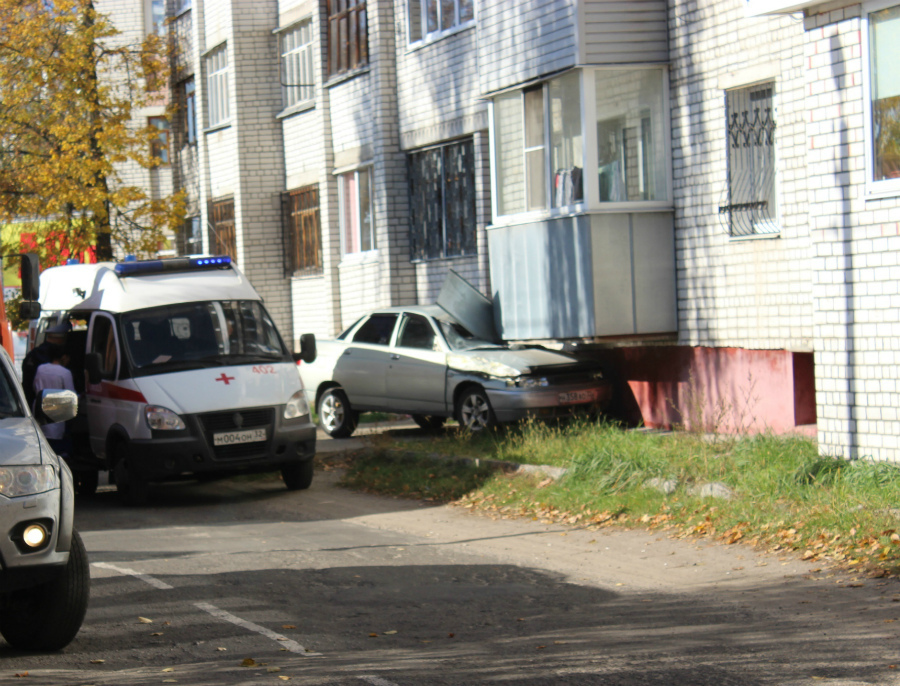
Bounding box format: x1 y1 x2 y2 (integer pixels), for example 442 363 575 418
146 405 186 430
283 391 310 419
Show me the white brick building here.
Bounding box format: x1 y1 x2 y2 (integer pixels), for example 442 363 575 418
103 0 900 460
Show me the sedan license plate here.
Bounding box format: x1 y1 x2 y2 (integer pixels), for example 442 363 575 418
213 428 267 446
558 388 599 406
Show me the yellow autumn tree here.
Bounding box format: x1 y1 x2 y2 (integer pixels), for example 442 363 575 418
0 0 184 263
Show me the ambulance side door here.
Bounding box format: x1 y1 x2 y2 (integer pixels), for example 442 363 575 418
85 312 123 459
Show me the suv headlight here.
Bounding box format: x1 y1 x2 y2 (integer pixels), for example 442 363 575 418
0 465 59 498
146 405 186 430
284 390 311 419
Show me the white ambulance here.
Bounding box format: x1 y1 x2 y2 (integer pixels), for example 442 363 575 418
33 255 317 504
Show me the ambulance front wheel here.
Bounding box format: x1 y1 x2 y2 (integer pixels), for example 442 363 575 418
112 441 149 507
281 459 314 491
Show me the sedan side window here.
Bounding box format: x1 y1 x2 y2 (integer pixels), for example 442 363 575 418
397 314 437 351
352 314 398 346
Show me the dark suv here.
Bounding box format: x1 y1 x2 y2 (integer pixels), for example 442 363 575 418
0 346 89 650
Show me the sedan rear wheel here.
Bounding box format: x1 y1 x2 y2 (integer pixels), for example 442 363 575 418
457 388 496 432
318 387 358 438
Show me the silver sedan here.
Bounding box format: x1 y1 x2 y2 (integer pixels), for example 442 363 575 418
299 305 612 437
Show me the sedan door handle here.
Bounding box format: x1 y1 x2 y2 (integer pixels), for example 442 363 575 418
342 350 352 356
391 354 400 360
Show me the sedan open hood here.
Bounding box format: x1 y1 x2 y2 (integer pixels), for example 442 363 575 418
437 270 500 344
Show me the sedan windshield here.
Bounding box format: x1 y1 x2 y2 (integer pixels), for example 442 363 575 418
122 300 288 370
437 319 499 352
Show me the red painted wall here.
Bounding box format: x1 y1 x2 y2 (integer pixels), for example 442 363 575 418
585 346 816 435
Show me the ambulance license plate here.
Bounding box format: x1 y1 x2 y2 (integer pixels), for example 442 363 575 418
213 428 267 446
558 388 599 405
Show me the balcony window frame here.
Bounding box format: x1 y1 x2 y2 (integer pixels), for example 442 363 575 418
862 0 900 198
488 66 672 224
148 116 170 166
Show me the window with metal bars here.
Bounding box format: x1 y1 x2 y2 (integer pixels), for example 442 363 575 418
408 138 477 261
282 185 323 276
720 83 778 237
209 198 236 262
327 0 367 77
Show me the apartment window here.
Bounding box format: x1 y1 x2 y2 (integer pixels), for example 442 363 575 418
408 139 476 261
721 83 778 237
327 0 367 76
180 216 202 255
408 0 474 43
145 0 165 34
182 78 196 144
281 20 315 108
283 185 323 275
175 0 192 12
491 67 669 218
209 198 237 261
864 1 900 191
338 168 374 254
148 116 170 165
206 44 230 127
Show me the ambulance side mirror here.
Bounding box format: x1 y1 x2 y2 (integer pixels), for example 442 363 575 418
85 352 103 385
293 333 316 364
18 301 40 320
20 253 39 302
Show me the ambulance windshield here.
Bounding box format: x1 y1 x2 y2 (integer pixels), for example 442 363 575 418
122 300 288 370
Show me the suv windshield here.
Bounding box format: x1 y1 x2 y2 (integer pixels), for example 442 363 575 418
122 300 288 370
0 357 24 418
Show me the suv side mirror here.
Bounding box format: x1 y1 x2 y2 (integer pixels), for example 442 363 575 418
85 352 103 385
293 333 316 364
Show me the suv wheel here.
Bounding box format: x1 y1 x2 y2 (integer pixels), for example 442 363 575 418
0 530 90 651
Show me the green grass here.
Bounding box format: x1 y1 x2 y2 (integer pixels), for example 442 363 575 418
337 420 900 576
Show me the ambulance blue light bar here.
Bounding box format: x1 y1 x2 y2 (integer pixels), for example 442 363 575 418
114 255 232 276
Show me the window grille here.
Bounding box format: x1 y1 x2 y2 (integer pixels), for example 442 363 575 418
282 185 323 276
408 138 477 261
720 83 778 236
209 198 236 262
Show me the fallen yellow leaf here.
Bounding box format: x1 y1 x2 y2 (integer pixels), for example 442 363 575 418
267 667 281 673
282 625 296 630
90 660 105 664
150 632 163 636
162 668 174 672
138 617 153 624
383 630 398 635
368 633 378 638
241 658 257 667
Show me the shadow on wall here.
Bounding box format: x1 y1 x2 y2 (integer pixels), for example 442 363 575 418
582 346 816 435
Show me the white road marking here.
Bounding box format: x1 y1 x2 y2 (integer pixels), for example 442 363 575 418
358 677 401 686
91 562 174 590
91 562 321 656
194 602 321 656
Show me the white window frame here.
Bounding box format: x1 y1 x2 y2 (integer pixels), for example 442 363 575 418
206 44 230 128
862 0 900 198
280 19 315 110
144 0 166 35
488 66 672 223
407 0 475 45
337 167 376 256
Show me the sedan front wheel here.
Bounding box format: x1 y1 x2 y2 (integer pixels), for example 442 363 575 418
457 387 496 432
318 387 358 438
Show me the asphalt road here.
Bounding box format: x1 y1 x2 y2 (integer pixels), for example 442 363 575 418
3 427 900 685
